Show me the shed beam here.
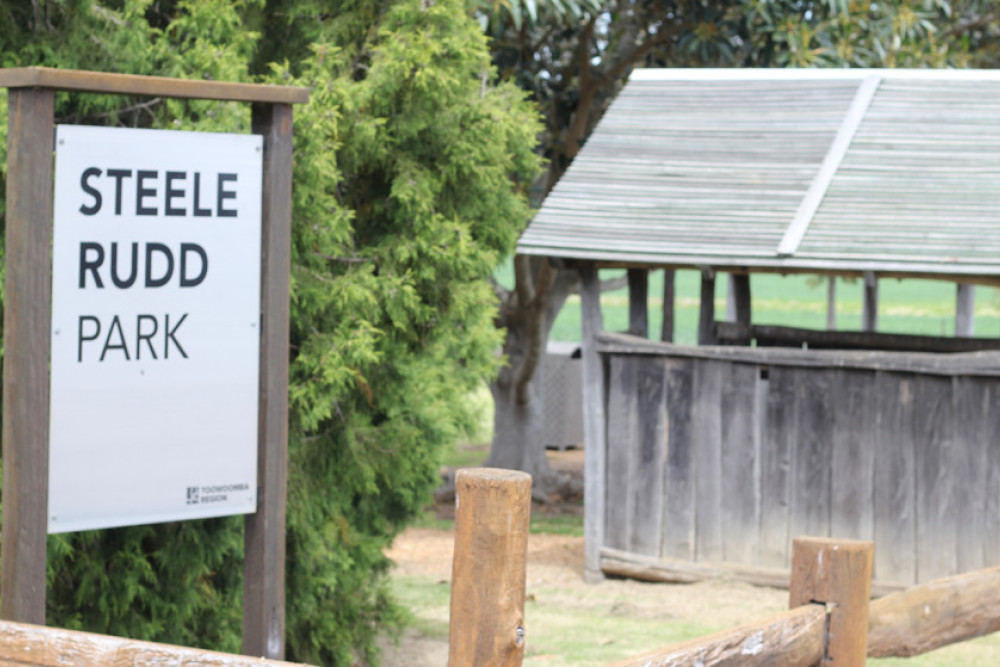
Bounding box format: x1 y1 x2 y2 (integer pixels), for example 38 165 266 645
627 269 648 338
956 284 975 337
777 75 881 257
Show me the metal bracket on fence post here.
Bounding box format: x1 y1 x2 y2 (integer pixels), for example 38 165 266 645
790 537 874 666
448 468 532 667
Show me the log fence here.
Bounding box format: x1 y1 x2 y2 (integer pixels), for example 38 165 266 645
0 620 308 666
2 469 999 665
443 468 1000 667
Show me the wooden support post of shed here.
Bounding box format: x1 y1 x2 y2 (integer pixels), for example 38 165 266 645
730 273 751 328
698 269 716 345
862 271 878 333
827 276 837 330
790 537 873 666
956 284 975 337
661 270 675 343
627 269 648 337
579 263 606 582
244 103 294 660
1 85 55 625
726 274 737 323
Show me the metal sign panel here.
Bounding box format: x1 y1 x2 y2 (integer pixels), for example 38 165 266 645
48 125 263 533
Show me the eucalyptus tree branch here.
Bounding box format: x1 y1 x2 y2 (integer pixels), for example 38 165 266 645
513 253 535 306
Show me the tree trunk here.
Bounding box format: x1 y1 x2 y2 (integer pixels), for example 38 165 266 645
486 372 552 480
486 259 578 497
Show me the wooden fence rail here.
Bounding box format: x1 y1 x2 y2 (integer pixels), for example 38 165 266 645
9 470 999 666
868 564 1000 658
440 477 1000 666
0 619 308 666
606 605 826 667
600 537 1000 666
605 537 874 667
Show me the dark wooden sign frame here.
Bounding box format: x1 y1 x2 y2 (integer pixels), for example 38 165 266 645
0 67 307 660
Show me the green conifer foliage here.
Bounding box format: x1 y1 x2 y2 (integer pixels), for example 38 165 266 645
0 0 541 663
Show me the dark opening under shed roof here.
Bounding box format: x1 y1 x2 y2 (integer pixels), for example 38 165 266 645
516 69 1000 280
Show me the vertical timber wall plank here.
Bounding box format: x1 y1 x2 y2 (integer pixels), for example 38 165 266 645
1 87 55 625
692 360 724 562
579 264 606 580
605 356 634 552
953 377 987 574
873 371 916 586
831 369 875 542
628 357 667 557
243 103 293 659
914 375 958 582
719 362 758 564
660 358 695 561
759 367 795 569
789 370 833 544
985 381 1000 568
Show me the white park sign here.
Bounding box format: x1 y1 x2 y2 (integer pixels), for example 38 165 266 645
48 125 263 533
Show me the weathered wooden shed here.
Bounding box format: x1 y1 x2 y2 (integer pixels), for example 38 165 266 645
516 69 1000 590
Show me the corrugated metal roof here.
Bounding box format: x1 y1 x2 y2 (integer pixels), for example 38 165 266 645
516 69 1000 278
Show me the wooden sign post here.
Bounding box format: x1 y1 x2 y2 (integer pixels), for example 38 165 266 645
0 67 307 660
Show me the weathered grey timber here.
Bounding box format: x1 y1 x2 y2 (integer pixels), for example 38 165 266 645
660 270 675 342
863 271 879 331
627 269 648 337
956 284 975 337
598 332 1000 588
697 271 716 345
518 69 1000 591
728 274 751 329
579 264 607 580
714 322 1000 353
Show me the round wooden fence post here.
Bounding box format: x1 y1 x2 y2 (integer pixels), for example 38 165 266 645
789 537 874 666
448 468 532 667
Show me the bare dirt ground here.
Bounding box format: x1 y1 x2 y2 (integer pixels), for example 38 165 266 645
380 448 1000 666
382 526 788 666
381 449 790 666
